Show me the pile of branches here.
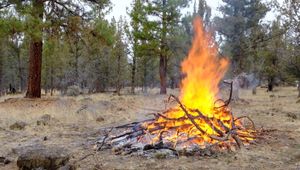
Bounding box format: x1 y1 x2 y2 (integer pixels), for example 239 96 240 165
96 83 257 155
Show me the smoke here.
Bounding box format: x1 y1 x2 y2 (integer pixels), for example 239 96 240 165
238 73 260 89
222 72 260 100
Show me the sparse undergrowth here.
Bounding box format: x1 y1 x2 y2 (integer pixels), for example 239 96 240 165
0 87 299 169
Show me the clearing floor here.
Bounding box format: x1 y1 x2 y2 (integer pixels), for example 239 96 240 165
0 86 299 170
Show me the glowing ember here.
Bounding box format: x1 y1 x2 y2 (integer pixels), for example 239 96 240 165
140 17 256 149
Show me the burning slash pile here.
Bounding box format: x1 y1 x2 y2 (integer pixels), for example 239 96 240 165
96 17 257 157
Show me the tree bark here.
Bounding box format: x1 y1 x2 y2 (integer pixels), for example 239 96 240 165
159 0 167 94
159 55 167 94
170 76 175 89
298 82 300 98
50 66 54 96
17 48 24 92
267 77 274 92
26 41 43 98
0 55 2 95
25 0 44 98
131 52 136 94
116 54 121 96
252 87 257 95
74 41 79 84
95 56 107 93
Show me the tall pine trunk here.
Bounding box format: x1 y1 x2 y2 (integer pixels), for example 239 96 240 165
17 48 24 92
0 55 2 95
298 82 300 98
26 41 43 98
116 54 121 95
159 55 167 94
131 52 136 94
25 0 43 98
50 66 54 96
267 77 274 92
74 42 79 85
159 0 167 94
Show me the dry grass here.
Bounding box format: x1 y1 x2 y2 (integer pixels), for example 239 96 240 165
0 86 299 169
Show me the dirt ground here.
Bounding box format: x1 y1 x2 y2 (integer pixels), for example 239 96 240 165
0 87 299 170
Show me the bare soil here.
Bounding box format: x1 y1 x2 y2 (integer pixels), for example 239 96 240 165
0 87 299 170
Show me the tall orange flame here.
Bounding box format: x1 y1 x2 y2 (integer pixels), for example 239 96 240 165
180 17 229 115
142 17 254 149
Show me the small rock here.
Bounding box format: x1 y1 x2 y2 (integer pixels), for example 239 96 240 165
94 164 103 170
154 152 167 159
117 107 125 111
16 145 70 170
9 121 27 130
0 156 11 164
58 164 75 170
287 112 297 119
153 149 176 159
112 147 122 155
65 85 81 96
37 114 52 126
79 98 93 104
41 114 51 121
76 105 88 114
96 100 113 110
96 116 105 122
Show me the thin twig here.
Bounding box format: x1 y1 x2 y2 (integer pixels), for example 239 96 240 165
97 127 114 151
234 116 256 130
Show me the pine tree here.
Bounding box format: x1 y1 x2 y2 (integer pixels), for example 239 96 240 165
214 0 268 74
113 17 128 95
261 19 284 91
0 0 111 98
143 0 190 94
275 0 300 96
128 0 146 94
